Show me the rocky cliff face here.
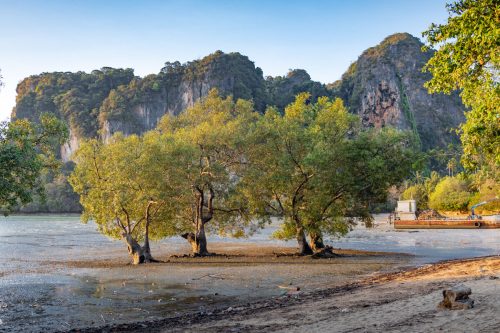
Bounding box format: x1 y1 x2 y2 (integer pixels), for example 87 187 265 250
98 51 267 141
13 35 466 159
329 33 465 149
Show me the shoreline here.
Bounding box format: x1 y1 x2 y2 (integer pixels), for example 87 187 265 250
2 215 499 332
60 255 500 333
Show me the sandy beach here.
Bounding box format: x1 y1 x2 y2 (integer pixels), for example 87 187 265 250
67 256 499 333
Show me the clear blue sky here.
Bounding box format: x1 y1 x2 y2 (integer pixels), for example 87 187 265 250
0 0 450 121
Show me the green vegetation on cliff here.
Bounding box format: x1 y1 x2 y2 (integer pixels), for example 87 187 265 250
15 51 328 141
13 68 135 138
329 32 465 151
265 69 331 111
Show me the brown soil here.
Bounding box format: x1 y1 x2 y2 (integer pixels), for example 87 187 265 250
41 244 407 269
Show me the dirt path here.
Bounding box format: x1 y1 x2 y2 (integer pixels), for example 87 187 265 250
67 256 499 333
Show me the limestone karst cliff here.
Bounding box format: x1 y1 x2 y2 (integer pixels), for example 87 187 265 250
10 33 468 213
98 51 268 144
12 33 465 160
329 33 465 150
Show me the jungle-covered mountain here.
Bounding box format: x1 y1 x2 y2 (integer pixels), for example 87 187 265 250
13 33 465 159
11 33 466 213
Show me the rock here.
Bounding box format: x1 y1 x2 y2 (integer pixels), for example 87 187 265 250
329 33 465 150
438 285 474 310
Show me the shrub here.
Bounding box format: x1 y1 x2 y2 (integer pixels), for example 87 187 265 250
468 179 500 214
428 176 472 212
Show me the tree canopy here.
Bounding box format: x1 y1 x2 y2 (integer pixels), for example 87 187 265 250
69 132 191 263
0 114 68 214
241 94 418 254
157 89 264 255
70 90 419 261
422 0 499 173
428 176 472 212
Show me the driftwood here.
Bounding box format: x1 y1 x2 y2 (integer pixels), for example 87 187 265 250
438 285 474 310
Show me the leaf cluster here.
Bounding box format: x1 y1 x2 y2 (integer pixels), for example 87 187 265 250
0 114 68 214
422 0 500 170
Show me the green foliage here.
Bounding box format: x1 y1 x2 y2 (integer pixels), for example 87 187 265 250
161 51 267 111
71 89 270 253
69 132 189 241
0 114 68 214
13 68 135 137
396 74 421 147
157 89 265 237
402 171 443 210
423 0 500 171
425 144 463 174
468 178 500 213
242 93 418 241
402 184 428 210
98 81 143 133
428 176 472 211
17 162 81 213
265 69 331 111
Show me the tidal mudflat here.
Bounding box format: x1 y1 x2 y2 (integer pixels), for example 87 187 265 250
0 215 498 332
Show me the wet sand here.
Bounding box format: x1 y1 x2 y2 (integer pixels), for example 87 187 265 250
0 244 409 333
67 256 500 333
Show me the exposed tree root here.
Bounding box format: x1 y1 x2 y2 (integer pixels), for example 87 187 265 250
311 246 341 259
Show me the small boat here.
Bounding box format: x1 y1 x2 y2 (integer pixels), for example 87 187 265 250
392 200 500 229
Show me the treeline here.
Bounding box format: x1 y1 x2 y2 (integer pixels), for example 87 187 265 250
15 162 81 213
69 90 418 264
402 172 499 213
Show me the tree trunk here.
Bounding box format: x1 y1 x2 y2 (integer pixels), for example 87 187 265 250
309 231 326 252
142 241 155 262
122 231 157 264
122 233 145 264
182 222 211 256
296 226 314 255
141 201 158 263
142 224 157 262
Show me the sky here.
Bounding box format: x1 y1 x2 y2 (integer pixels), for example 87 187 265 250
0 0 450 121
